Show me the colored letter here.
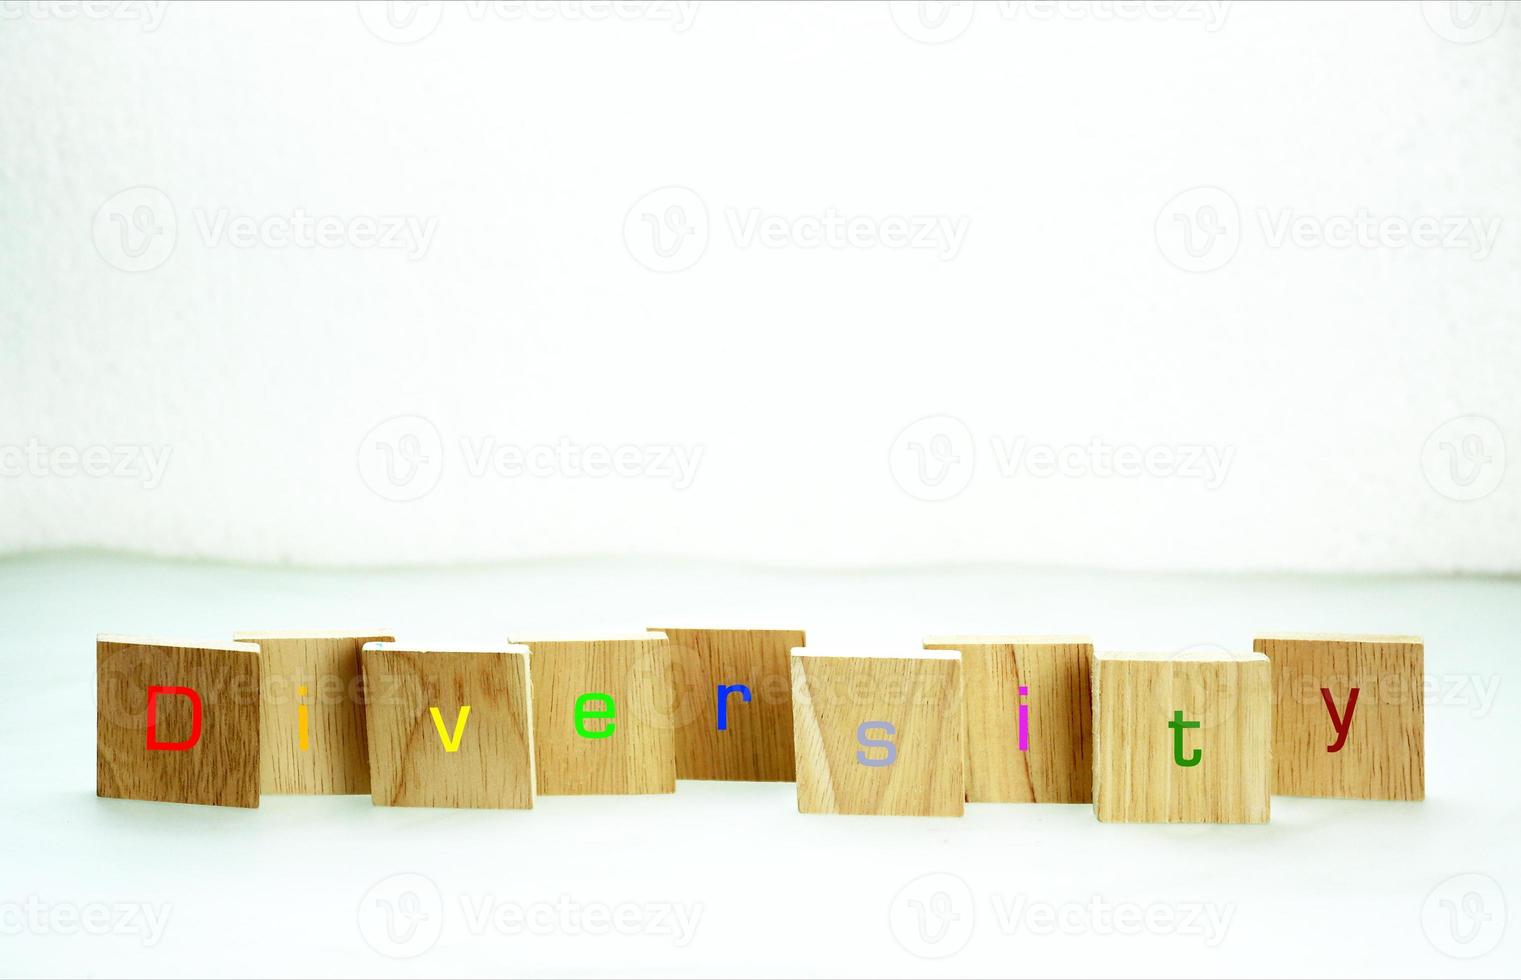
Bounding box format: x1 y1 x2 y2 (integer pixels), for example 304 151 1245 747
297 684 310 752
856 720 897 767
429 705 471 752
1321 687 1360 753
1018 684 1030 752
575 692 616 739
1169 709 1201 767
145 685 202 751
716 684 751 731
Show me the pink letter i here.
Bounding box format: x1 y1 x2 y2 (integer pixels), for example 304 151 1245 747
1018 686 1030 751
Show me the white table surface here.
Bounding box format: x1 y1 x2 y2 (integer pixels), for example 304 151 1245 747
1 554 1516 978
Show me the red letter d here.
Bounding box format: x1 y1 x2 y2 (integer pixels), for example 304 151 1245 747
146 685 203 751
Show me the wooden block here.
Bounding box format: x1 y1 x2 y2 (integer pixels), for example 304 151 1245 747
96 634 261 808
923 635 1092 803
234 630 392 795
508 631 676 796
1092 650 1270 824
1254 633 1424 800
791 646 964 816
657 626 805 782
359 643 535 809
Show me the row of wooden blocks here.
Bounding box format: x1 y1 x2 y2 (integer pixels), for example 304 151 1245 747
95 630 1425 821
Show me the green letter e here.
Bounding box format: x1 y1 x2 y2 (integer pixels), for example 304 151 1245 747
575 692 616 739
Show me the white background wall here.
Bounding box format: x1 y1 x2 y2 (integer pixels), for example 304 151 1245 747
1 0 1517 573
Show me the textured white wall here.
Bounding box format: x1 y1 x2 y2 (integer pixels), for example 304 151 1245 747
0 1 1517 572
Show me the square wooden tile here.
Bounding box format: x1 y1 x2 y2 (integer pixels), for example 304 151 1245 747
924 635 1092 803
1255 633 1424 800
509 632 676 795
97 635 261 808
658 627 804 782
235 630 393 795
791 646 964 816
1092 650 1270 823
360 644 535 809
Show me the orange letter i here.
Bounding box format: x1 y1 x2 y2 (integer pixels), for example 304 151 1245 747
298 684 310 752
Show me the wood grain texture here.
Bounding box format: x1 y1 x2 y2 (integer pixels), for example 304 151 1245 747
1254 633 1424 800
923 635 1092 803
96 635 261 808
360 644 535 809
234 630 392 795
658 627 805 782
509 632 676 796
791 648 964 816
1092 650 1270 824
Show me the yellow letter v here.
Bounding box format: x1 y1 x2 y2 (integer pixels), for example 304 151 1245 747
429 705 471 752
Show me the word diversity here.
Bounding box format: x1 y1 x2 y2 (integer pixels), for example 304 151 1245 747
94 630 1425 821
